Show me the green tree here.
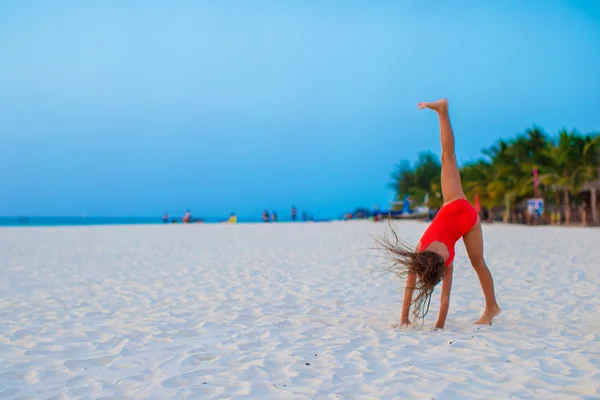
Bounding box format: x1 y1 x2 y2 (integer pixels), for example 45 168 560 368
388 160 415 203
388 126 599 224
460 159 493 208
389 152 441 208
538 129 597 224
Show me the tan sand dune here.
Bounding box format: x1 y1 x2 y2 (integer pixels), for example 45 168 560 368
0 221 599 399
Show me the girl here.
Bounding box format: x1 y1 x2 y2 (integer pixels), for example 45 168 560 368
379 99 501 330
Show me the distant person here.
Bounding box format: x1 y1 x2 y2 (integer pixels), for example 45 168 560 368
162 212 169 223
427 209 434 222
262 210 270 223
373 205 381 222
228 212 237 224
482 207 489 222
376 99 500 330
291 205 298 221
302 211 308 221
182 210 192 224
272 211 278 222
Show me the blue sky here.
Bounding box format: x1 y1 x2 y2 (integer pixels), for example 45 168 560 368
1 0 599 219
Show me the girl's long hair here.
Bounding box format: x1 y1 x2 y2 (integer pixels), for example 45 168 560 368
373 224 445 320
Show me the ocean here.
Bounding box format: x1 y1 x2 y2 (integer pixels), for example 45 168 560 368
0 216 246 227
0 216 329 227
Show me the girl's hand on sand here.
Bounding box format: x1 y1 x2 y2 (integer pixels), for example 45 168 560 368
391 320 412 330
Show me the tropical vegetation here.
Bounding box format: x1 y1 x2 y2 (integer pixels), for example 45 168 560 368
388 126 600 224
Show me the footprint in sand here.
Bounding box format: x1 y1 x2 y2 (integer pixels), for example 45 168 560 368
162 371 206 388
64 355 117 369
180 353 221 367
11 329 33 340
66 375 89 387
174 328 204 338
96 336 129 351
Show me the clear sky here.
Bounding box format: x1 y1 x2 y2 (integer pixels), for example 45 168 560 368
1 0 599 220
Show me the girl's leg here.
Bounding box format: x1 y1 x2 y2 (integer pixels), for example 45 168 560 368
417 99 466 204
462 222 501 324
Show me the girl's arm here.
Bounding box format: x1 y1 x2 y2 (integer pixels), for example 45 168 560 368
400 273 416 326
435 264 453 329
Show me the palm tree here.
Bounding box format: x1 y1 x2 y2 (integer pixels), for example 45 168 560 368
538 129 596 224
583 133 600 160
460 159 492 204
388 160 415 209
388 126 599 225
481 138 529 222
582 133 600 225
483 127 556 222
389 152 441 208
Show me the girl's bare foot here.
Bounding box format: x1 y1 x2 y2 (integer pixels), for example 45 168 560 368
475 305 502 325
417 98 448 113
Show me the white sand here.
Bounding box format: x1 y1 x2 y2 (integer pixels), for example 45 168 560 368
0 221 599 399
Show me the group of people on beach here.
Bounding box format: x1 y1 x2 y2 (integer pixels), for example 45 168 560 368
262 206 313 222
162 210 203 224
161 205 314 224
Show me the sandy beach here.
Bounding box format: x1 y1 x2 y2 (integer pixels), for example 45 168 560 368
1 221 599 399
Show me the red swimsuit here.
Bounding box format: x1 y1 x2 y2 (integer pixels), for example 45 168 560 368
419 199 479 266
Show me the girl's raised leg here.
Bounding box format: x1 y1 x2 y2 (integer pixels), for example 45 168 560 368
417 99 466 204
